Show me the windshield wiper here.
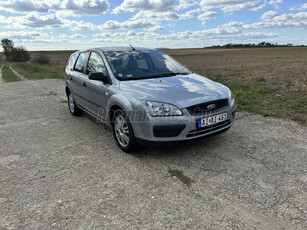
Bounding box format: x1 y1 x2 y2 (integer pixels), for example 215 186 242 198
149 72 189 78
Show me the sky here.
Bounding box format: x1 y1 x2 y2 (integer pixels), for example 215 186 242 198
0 0 306 51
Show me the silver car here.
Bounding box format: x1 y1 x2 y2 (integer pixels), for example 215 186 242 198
65 47 236 152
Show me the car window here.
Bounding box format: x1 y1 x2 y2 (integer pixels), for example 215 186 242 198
86 52 107 75
74 52 89 73
104 50 190 80
66 53 78 70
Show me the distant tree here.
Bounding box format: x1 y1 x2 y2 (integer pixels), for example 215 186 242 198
0 39 30 62
258 41 266 47
1 39 14 60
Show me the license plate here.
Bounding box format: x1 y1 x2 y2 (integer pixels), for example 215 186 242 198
198 113 228 128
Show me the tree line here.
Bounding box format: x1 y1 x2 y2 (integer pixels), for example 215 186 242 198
205 42 305 49
1 38 50 64
1 38 30 62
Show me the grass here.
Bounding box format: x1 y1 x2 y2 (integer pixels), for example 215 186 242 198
2 63 20 82
163 47 307 125
12 62 64 80
227 82 307 124
168 168 193 186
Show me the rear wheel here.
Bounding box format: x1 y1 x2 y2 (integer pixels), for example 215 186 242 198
67 91 82 116
112 110 138 153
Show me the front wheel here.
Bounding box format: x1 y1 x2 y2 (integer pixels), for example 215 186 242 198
112 110 138 153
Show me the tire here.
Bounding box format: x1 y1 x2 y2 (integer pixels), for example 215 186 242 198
112 109 138 153
67 91 82 116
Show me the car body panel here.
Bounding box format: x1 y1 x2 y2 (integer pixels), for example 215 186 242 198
119 73 229 108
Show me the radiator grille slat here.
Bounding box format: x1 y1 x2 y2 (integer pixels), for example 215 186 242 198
186 99 229 116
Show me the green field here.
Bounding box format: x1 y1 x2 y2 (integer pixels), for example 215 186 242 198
1 47 306 124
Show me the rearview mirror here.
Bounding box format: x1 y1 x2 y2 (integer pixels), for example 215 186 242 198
89 72 110 84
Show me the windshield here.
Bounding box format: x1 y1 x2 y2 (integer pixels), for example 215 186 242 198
104 50 191 80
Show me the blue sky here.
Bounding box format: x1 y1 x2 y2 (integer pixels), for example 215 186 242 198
0 0 306 51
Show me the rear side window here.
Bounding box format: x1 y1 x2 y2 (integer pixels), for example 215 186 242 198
86 52 107 75
66 53 78 70
74 52 89 73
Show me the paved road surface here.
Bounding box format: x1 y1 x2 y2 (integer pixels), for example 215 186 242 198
0 79 306 229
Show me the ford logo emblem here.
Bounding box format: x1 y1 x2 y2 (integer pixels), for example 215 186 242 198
207 104 216 110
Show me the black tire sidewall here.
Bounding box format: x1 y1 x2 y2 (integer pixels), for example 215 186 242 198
67 91 82 116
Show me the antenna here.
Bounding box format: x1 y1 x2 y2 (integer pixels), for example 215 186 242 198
118 34 136 51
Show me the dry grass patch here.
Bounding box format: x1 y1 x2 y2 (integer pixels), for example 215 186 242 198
163 48 307 124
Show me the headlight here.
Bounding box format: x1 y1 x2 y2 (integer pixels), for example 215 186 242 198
229 91 235 106
145 101 182 116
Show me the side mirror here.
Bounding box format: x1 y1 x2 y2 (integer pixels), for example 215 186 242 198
89 72 110 84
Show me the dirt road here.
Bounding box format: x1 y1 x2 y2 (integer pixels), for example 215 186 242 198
0 65 4 83
0 79 306 229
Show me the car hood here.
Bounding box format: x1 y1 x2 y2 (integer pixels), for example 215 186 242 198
119 74 229 108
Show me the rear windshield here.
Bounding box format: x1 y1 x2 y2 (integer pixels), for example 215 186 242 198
104 50 191 80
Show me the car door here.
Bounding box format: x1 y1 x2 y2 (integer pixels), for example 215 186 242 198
71 52 90 108
82 51 111 120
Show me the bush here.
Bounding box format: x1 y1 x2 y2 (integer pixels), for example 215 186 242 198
33 54 50 64
10 46 31 62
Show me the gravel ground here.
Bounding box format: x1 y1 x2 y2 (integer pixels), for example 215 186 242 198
0 79 306 230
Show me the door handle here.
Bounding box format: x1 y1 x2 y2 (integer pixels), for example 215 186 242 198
82 82 87 87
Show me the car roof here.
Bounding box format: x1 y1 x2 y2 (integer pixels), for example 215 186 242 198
76 47 156 53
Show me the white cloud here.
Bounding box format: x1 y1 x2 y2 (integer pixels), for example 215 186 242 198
63 19 96 30
60 0 109 16
3 13 96 30
93 32 112 37
90 26 278 48
71 33 86 38
131 8 203 22
251 4 266 11
261 10 278 20
0 31 48 40
146 25 164 32
113 0 175 13
98 19 155 30
0 15 7 23
269 0 282 5
0 0 109 16
0 0 55 13
269 0 283 9
200 0 263 12
198 11 217 21
180 9 200 20
290 3 307 11
132 11 180 21
245 12 307 30
176 0 198 10
59 33 86 38
5 14 63 29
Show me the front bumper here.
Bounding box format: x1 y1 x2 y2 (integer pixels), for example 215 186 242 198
131 102 236 145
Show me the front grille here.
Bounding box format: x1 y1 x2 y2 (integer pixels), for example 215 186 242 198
186 99 229 116
186 120 231 138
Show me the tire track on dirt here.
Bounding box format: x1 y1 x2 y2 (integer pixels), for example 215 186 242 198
9 64 66 101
